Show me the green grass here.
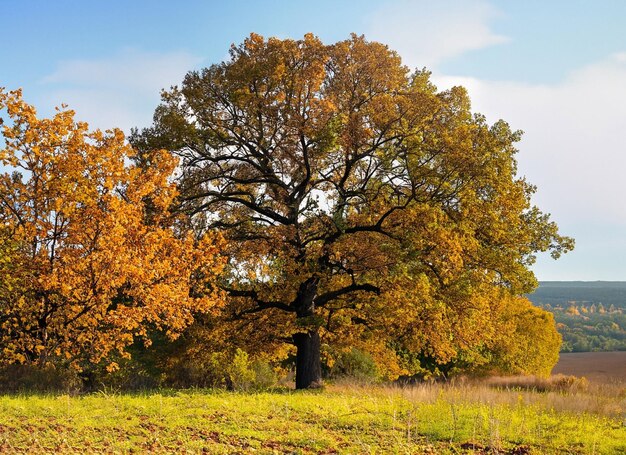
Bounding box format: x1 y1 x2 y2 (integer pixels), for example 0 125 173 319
0 383 624 454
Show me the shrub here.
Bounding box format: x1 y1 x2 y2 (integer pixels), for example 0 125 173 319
328 348 379 383
250 359 279 389
485 374 589 393
80 361 162 392
161 347 280 390
0 364 82 394
227 349 256 390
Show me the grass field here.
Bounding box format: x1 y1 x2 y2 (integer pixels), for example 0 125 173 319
0 379 624 454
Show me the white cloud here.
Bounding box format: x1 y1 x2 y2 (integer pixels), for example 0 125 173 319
433 52 626 226
363 1 626 230
365 0 508 69
40 49 202 132
432 53 626 280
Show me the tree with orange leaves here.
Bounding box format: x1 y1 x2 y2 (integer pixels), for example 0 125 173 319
0 89 225 371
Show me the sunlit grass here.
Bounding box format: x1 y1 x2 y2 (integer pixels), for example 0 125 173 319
0 381 624 454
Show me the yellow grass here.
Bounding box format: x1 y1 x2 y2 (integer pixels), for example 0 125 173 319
0 377 624 454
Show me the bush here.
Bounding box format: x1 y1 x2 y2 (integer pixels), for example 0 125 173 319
161 348 279 390
550 374 589 393
485 374 589 393
80 361 162 393
328 348 379 383
0 364 82 394
227 349 256 390
250 359 279 389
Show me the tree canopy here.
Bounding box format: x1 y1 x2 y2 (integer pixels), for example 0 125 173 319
132 33 572 387
0 89 225 371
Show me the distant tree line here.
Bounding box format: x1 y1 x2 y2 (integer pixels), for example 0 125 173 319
541 303 626 352
529 283 626 352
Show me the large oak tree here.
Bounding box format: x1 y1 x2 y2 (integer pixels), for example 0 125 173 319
133 34 572 388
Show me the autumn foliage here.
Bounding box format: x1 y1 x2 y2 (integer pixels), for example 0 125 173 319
0 89 225 371
0 35 573 389
132 34 573 387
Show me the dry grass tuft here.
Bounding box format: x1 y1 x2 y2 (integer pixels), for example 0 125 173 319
484 374 590 393
329 373 626 418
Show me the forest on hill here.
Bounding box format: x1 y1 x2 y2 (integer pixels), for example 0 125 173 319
528 282 626 352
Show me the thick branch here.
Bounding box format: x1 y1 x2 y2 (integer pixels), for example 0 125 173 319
187 190 292 225
225 287 294 317
315 283 380 307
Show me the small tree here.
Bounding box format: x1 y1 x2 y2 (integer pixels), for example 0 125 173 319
484 295 562 377
0 89 225 371
133 34 573 388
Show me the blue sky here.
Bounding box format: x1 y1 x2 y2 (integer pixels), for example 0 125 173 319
2 0 626 281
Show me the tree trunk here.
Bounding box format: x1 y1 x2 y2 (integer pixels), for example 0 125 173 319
293 330 322 389
291 276 322 389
